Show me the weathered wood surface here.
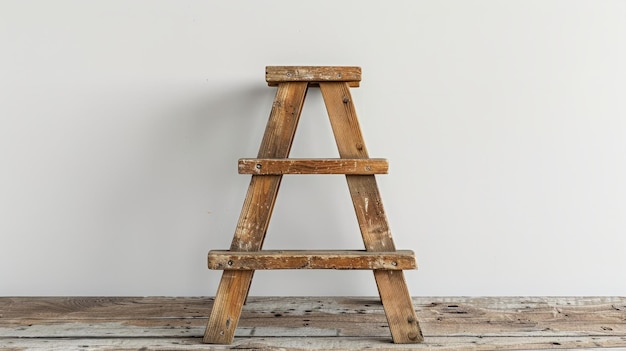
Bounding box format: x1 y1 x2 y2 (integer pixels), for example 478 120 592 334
320 81 423 343
266 66 361 87
208 250 416 270
209 70 419 344
238 158 389 175
204 81 309 344
1 297 625 350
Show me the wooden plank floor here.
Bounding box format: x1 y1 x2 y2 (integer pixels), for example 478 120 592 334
1 296 625 350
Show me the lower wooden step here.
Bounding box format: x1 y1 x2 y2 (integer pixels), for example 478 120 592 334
208 250 416 270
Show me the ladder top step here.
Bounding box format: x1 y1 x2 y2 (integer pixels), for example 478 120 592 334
266 66 361 87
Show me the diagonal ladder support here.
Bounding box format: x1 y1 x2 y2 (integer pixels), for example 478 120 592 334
320 81 423 343
203 82 308 344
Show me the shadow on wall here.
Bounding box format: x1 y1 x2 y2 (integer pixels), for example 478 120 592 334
192 83 274 246
78 83 275 293
191 84 274 172
190 84 371 296
81 81 372 295
177 83 276 243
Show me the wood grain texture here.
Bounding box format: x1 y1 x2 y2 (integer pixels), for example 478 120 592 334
208 250 416 270
320 81 423 343
266 66 361 87
206 70 419 345
1 296 625 350
238 158 388 175
3 336 626 351
204 82 308 344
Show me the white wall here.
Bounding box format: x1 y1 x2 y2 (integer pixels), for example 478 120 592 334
1 1 625 296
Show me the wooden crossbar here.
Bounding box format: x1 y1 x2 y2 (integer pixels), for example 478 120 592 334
266 66 361 87
238 158 388 175
208 250 416 270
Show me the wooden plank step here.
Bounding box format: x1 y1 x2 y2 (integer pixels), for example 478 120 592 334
266 66 361 87
208 250 416 270
238 158 388 175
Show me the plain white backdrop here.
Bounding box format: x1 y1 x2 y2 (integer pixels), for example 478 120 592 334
1 1 625 296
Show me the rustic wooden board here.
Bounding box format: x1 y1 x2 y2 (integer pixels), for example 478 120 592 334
266 66 361 87
320 81 423 343
238 158 389 175
204 81 309 344
2 297 626 336
207 250 416 270
3 336 626 351
1 297 625 350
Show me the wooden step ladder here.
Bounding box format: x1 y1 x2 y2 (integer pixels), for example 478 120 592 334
203 66 423 344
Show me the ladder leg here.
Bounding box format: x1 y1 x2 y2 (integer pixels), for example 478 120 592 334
204 82 308 344
373 270 423 342
320 82 423 343
345 175 424 343
204 270 253 344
